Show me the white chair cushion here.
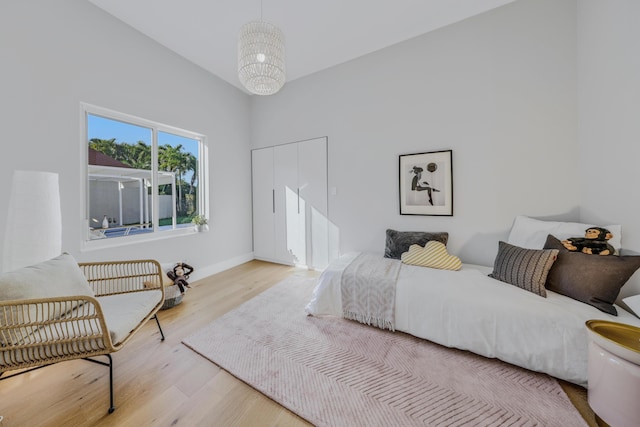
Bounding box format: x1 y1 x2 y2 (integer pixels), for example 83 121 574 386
97 290 162 345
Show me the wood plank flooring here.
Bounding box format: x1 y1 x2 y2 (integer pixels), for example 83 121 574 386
0 260 596 427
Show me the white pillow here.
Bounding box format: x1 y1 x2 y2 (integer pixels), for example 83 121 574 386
507 215 622 252
623 294 640 317
0 253 95 345
0 252 94 301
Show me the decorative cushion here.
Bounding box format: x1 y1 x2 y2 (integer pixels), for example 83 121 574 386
401 242 462 271
507 215 622 253
622 294 640 317
97 290 163 345
489 241 559 297
384 229 448 260
544 235 640 315
0 253 95 344
0 253 94 302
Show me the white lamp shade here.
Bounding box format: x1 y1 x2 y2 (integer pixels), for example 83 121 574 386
238 20 286 95
2 170 62 272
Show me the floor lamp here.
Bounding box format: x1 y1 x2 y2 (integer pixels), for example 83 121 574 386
2 170 62 273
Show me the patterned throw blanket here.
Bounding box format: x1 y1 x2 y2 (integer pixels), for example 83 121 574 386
341 253 402 331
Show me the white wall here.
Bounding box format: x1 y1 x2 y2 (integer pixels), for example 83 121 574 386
251 0 580 267
4 0 638 302
577 0 640 298
0 0 253 278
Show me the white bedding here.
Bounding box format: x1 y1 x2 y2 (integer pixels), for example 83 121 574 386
305 252 640 386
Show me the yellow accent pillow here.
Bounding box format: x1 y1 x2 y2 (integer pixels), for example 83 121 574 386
401 241 462 271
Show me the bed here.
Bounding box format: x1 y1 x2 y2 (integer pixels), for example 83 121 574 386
305 217 640 387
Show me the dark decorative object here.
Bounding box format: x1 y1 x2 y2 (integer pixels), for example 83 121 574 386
561 227 615 256
399 150 453 216
167 262 194 294
161 262 194 310
384 229 449 259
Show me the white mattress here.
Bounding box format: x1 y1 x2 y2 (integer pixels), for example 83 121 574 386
305 252 640 386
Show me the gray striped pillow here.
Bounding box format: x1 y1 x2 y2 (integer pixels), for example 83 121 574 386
489 241 559 297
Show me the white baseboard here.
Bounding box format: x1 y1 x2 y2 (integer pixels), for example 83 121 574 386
189 252 255 282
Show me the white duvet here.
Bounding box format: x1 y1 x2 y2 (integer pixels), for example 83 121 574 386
305 252 640 386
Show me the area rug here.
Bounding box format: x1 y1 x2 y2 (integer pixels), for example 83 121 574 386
182 275 588 427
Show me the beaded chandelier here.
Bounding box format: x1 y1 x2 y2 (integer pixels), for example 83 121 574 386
238 11 286 95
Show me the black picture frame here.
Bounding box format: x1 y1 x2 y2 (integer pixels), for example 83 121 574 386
399 150 453 216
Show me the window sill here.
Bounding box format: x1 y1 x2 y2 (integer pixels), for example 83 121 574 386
81 226 205 252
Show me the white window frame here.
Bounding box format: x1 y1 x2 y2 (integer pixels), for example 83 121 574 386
80 103 209 251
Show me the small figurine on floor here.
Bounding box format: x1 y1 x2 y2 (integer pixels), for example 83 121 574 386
167 262 194 294
562 227 615 256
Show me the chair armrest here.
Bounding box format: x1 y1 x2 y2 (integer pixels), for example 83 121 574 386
78 259 165 301
0 295 114 372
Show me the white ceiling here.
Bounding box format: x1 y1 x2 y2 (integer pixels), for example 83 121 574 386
88 0 516 94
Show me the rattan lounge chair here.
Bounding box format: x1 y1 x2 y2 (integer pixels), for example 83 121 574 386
0 255 166 413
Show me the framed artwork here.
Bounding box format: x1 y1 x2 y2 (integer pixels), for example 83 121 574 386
399 150 453 216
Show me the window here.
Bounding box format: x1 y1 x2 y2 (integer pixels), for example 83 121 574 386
83 104 207 244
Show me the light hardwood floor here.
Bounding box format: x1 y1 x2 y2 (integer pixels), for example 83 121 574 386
0 260 596 427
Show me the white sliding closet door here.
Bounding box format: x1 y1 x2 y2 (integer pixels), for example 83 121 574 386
251 137 328 269
274 143 302 265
